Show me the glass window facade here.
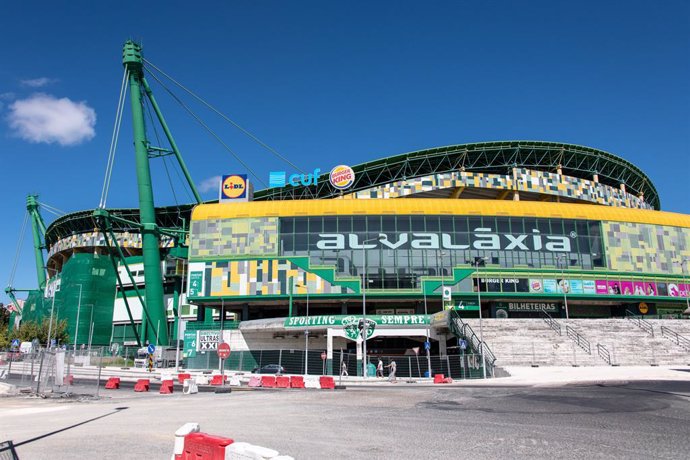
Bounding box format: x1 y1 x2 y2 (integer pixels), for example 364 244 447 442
279 215 604 289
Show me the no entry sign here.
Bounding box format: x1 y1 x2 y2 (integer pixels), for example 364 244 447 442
217 342 231 360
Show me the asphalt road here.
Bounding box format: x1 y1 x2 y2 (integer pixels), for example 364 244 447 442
1 381 689 459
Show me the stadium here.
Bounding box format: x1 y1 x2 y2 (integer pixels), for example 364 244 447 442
8 43 690 377
14 139 688 374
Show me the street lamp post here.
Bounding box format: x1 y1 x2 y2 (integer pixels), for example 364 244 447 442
74 284 83 353
296 283 310 375
557 254 570 320
470 256 488 379
46 293 56 349
675 259 690 315
422 288 431 378
361 237 378 379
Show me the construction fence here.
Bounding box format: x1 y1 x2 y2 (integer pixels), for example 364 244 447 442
0 347 106 396
185 348 491 379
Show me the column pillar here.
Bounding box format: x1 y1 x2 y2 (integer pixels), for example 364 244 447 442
356 338 363 376
326 329 334 375
439 336 447 356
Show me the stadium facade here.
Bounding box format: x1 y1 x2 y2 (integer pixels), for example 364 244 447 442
21 141 690 373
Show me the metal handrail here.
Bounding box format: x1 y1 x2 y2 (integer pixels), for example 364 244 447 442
596 343 612 365
566 325 591 354
449 311 497 365
540 309 562 335
625 310 654 336
660 326 690 350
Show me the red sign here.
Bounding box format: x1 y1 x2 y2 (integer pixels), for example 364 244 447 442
217 342 231 360
321 352 327 360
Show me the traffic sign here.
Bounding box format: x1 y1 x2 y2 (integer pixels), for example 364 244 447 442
321 352 327 360
442 286 452 301
459 339 467 350
11 339 20 348
147 344 156 354
423 341 431 351
217 342 231 360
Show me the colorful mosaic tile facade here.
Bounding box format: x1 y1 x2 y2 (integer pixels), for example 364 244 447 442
341 169 652 210
48 231 174 257
190 217 279 260
200 259 347 297
515 169 651 209
603 221 690 274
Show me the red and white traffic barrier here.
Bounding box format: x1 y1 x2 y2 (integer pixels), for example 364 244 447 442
171 424 294 460
104 377 120 389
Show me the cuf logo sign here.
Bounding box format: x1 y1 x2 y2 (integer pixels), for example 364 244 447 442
269 169 321 187
220 175 247 199
329 165 355 190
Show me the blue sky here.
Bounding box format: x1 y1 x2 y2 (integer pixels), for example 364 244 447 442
1 1 688 305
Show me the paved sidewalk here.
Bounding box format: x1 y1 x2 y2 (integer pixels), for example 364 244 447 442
336 365 690 387
479 365 690 387
2 365 688 394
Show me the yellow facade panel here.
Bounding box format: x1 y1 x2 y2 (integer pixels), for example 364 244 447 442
192 199 690 229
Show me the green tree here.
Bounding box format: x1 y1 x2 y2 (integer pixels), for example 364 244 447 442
9 319 70 347
0 306 10 348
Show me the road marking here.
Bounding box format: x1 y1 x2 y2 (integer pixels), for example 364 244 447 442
3 406 70 416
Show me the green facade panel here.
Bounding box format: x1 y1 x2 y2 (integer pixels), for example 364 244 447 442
49 253 117 347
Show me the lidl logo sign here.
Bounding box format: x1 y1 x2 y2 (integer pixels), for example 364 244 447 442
329 165 355 190
221 175 247 199
268 169 321 187
219 174 253 202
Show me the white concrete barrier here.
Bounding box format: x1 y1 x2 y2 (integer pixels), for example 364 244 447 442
182 379 199 395
304 376 320 389
225 441 294 460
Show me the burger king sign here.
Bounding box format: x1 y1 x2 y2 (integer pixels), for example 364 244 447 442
329 165 355 190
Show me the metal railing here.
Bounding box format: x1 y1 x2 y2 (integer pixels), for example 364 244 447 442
625 310 654 336
660 326 690 350
186 321 240 331
566 325 591 354
449 310 497 366
596 343 612 365
0 440 19 460
540 309 562 335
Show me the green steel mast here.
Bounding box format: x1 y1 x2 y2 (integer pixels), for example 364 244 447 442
122 41 169 346
26 195 47 289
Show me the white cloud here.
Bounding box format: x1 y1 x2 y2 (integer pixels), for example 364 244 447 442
7 93 96 146
21 77 55 88
198 175 221 193
0 93 15 111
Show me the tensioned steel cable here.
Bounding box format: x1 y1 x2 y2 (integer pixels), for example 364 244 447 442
143 97 189 206
36 201 66 216
99 68 129 208
36 206 62 218
146 70 268 188
143 59 307 175
8 212 29 286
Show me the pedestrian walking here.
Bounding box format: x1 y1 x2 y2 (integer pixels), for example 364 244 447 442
385 359 397 383
376 358 384 378
341 360 348 376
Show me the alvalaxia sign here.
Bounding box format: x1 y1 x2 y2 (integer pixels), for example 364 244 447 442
316 228 574 252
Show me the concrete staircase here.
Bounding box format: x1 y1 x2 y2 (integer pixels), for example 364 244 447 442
461 318 690 367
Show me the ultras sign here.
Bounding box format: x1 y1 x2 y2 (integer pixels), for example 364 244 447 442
316 228 574 252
